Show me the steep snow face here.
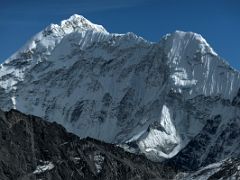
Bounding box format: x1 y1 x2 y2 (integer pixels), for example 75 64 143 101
6 14 108 64
0 14 108 93
162 31 240 99
0 15 240 163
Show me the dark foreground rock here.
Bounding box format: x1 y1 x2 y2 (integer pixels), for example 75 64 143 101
0 109 176 180
1 109 240 180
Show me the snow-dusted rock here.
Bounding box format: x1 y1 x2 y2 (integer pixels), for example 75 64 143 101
176 158 240 180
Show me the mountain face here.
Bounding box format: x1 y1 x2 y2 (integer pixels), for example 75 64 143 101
0 109 176 180
167 114 240 171
0 14 240 167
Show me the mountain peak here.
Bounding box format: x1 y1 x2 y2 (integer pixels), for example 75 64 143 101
42 14 108 38
59 14 108 34
162 30 217 57
5 14 109 63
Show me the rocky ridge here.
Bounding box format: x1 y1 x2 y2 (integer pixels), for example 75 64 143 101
0 109 176 180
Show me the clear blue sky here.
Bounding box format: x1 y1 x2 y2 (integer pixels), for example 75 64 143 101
1 0 239 70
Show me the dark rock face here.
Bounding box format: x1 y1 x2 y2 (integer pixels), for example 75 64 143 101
206 158 240 180
176 158 240 180
232 88 240 107
1 109 240 180
0 109 176 180
167 114 240 171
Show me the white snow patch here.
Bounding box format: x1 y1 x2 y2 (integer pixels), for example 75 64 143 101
11 96 16 109
74 157 81 161
33 161 55 174
93 154 105 173
171 68 197 87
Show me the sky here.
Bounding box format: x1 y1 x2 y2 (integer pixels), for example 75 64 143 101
0 0 239 70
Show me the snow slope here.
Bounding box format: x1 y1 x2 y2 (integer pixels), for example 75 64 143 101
0 14 240 164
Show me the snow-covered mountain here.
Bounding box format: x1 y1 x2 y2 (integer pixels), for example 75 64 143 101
0 14 240 166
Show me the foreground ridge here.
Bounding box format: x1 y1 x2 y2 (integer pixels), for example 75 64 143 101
0 109 176 180
1 109 240 179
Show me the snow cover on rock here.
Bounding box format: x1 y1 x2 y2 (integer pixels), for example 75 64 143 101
177 158 240 180
33 161 55 174
177 161 223 180
0 14 240 163
93 153 105 173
